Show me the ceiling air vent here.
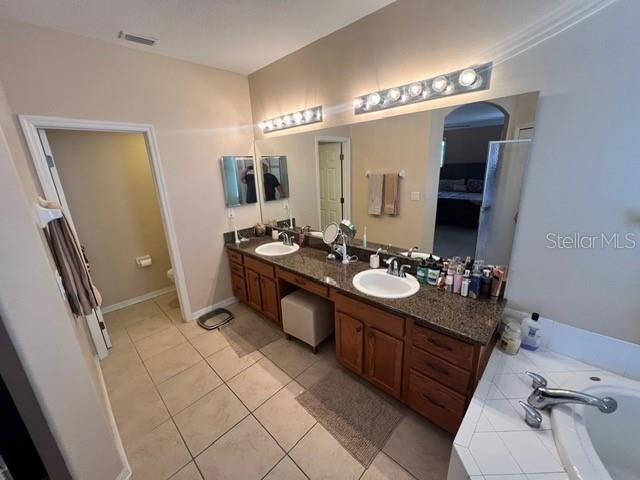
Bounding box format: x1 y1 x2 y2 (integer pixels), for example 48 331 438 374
118 31 156 46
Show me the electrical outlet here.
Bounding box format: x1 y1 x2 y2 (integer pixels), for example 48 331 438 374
410 191 420 201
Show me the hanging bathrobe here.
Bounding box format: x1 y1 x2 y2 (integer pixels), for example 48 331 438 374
44 214 102 316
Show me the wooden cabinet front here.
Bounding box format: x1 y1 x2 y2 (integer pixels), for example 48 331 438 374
336 312 364 375
365 327 403 397
231 274 247 302
246 269 262 310
260 276 279 323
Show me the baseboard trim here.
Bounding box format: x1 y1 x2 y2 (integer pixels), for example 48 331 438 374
101 286 175 314
190 296 238 321
93 356 132 480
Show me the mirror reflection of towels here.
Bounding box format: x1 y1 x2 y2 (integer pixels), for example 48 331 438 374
383 173 399 215
368 174 384 215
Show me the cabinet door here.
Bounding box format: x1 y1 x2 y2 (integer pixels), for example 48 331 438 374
246 269 262 311
336 312 364 374
231 273 247 303
365 327 403 397
260 276 279 323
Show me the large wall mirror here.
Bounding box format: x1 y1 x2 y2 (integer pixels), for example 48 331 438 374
220 155 257 206
254 91 538 267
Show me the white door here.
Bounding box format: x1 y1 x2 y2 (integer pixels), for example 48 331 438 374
37 129 112 358
318 142 342 229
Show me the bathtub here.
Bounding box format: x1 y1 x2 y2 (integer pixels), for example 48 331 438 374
551 375 640 480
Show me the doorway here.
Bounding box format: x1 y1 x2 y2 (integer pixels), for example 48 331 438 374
19 116 191 358
315 136 351 230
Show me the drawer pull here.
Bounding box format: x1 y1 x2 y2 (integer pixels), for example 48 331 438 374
425 361 449 376
428 337 453 351
421 393 445 409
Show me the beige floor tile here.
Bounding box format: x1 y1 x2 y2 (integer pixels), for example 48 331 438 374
295 358 339 389
154 291 181 312
205 346 263 381
254 381 315 451
107 326 132 347
158 361 223 415
127 312 174 342
267 338 319 377
164 307 184 324
174 319 207 339
170 462 202 480
101 344 143 383
361 452 417 480
145 342 202 384
259 337 289 356
190 329 230 357
173 384 248 456
290 424 364 480
195 416 284 480
104 311 128 332
227 358 291 411
105 363 155 406
127 419 191 480
226 301 253 317
135 326 187 360
263 456 306 480
112 383 170 446
118 299 164 323
382 413 452 480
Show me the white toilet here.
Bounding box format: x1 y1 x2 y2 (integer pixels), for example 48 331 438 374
167 268 175 284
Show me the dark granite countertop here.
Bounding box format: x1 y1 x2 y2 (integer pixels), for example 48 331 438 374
227 238 505 345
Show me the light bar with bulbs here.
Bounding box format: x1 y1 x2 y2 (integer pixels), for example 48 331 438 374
353 63 492 115
259 106 323 133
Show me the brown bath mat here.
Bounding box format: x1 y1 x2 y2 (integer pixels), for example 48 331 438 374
220 310 283 356
296 368 404 467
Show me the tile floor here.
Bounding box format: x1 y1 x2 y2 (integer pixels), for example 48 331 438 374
101 292 453 480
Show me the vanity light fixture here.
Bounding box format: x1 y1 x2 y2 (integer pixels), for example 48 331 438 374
259 106 323 133
353 62 492 115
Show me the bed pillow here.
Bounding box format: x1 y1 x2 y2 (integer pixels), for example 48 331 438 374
439 179 466 191
453 183 467 192
467 179 484 193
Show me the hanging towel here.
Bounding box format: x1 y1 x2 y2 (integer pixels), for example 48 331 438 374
383 173 399 215
42 204 102 316
367 174 385 215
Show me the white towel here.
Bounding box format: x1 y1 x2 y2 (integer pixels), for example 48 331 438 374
368 174 384 215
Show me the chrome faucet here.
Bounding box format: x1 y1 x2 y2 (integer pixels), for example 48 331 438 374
385 257 399 276
279 232 294 246
525 372 617 413
399 264 412 278
407 246 420 258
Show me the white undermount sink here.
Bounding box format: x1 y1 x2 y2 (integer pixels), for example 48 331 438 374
254 242 300 257
352 269 420 299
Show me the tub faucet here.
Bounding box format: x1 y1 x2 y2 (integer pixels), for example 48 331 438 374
525 372 617 413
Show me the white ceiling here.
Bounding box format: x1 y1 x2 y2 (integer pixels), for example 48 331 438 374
0 0 395 74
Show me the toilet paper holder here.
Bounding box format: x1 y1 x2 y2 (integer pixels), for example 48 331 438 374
136 255 153 268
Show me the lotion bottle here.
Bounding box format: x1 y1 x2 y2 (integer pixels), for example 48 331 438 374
521 313 543 351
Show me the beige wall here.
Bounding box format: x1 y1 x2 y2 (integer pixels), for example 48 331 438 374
248 0 640 343
0 81 124 479
47 130 172 307
0 18 258 318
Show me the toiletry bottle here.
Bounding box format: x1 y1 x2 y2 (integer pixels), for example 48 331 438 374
417 259 428 284
499 321 522 355
521 313 543 351
445 261 455 292
426 256 440 286
436 271 446 289
460 270 470 297
491 266 507 298
469 262 483 299
363 226 368 249
480 267 493 298
453 264 463 294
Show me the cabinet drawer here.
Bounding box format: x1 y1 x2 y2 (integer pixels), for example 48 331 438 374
334 292 404 339
410 347 471 394
278 269 328 298
228 249 243 265
229 261 245 278
244 256 275 279
407 369 466 434
411 324 474 370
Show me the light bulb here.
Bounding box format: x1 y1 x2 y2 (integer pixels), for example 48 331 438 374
315 109 322 120
431 76 448 93
400 94 408 103
293 112 303 123
458 68 477 87
283 114 292 125
367 92 381 106
444 84 455 95
274 117 284 127
265 120 273 129
353 97 364 109
408 82 423 97
422 88 431 99
258 122 266 130
303 109 314 121
387 88 401 102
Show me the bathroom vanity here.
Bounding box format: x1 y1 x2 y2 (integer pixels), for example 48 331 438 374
226 238 503 434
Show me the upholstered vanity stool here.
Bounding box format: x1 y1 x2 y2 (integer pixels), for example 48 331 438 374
281 289 334 353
